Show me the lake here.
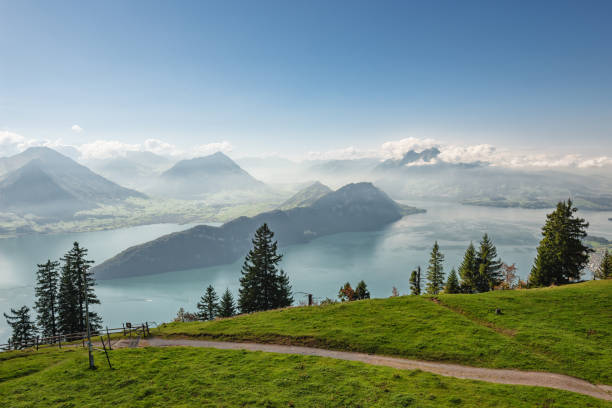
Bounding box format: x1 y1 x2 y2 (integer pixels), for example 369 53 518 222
1 201 611 340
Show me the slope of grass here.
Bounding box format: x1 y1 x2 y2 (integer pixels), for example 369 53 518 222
437 280 612 385
158 280 612 384
1 346 609 407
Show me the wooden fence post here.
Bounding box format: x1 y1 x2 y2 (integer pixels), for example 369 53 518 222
122 323 125 336
35 336 39 351
100 336 112 369
106 326 112 350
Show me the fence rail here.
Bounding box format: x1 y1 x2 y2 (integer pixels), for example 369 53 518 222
0 322 150 351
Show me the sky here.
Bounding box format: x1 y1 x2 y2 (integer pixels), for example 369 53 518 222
1 0 611 164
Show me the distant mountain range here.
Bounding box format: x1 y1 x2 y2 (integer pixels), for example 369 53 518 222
0 147 145 218
93 182 424 279
84 151 173 190
147 152 265 199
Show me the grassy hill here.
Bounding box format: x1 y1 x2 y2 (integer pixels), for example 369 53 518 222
158 280 612 384
1 347 609 407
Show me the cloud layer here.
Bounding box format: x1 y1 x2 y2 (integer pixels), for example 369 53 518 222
0 131 233 161
1 130 610 169
307 137 612 169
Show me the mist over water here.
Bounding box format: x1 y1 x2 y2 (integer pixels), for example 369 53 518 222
1 202 611 340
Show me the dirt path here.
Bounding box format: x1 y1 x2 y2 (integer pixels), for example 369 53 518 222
147 337 612 401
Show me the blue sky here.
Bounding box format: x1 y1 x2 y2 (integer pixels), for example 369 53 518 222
1 0 611 160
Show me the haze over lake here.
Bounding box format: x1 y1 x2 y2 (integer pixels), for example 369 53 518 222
1 201 610 339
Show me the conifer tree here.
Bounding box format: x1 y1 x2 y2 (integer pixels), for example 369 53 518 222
57 257 80 334
529 200 592 286
354 280 370 300
4 306 36 349
58 242 102 333
34 260 60 339
409 266 421 295
238 224 293 313
197 285 219 321
445 268 460 294
475 234 503 292
595 250 612 280
458 242 477 293
218 288 237 318
426 242 445 295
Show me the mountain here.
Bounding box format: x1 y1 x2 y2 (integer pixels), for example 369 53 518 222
94 182 423 279
150 152 264 198
0 147 145 218
278 181 332 210
84 151 173 190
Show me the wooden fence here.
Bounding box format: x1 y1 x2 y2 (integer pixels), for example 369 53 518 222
0 322 151 352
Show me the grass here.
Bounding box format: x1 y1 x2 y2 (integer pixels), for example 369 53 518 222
1 346 610 407
157 280 612 384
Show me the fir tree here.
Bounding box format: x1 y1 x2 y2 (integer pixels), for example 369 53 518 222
218 288 237 318
458 242 477 293
529 200 592 286
445 268 460 294
409 266 421 295
57 257 80 334
354 280 370 300
4 306 37 349
426 242 445 295
595 250 612 280
58 242 102 333
34 260 60 339
238 224 293 313
197 285 219 321
475 234 503 292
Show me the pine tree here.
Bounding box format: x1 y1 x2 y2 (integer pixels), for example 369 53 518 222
409 266 421 295
354 280 370 300
595 250 612 279
197 285 219 321
445 268 460 294
34 260 60 339
529 200 592 286
426 242 445 295
57 257 80 334
458 242 477 293
218 288 237 318
475 234 503 292
58 242 102 333
238 224 293 313
4 306 37 349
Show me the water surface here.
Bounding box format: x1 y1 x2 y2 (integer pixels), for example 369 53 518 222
1 202 611 340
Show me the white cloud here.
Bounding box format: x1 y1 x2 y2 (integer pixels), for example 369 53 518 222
437 144 497 164
305 136 612 169
78 140 141 160
380 137 439 160
71 124 83 133
77 138 233 160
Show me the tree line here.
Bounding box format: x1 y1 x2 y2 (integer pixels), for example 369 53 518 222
4 242 101 348
407 199 609 296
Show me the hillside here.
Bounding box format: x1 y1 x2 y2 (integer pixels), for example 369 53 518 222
93 182 421 279
158 280 612 385
0 147 145 218
151 152 264 198
2 347 608 407
278 181 332 210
